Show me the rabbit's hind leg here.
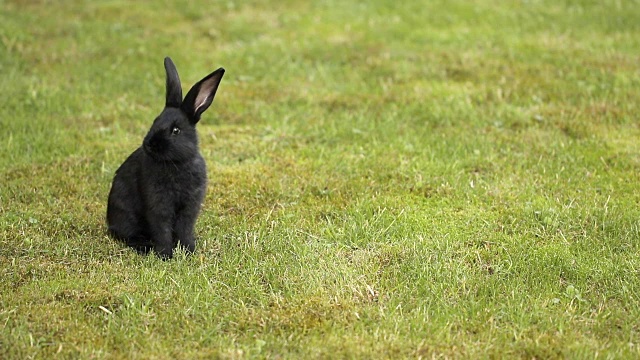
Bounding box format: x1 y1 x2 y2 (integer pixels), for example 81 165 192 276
107 211 152 254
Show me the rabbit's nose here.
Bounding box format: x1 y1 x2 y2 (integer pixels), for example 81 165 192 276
144 132 167 153
143 141 153 154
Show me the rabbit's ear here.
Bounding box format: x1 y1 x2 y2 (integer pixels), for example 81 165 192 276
164 57 183 108
182 67 225 123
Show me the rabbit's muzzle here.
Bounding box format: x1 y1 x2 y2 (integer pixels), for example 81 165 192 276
143 131 168 155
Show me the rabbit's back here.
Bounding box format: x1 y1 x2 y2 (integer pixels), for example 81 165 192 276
107 148 147 245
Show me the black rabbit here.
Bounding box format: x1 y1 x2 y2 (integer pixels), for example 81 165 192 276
107 57 224 259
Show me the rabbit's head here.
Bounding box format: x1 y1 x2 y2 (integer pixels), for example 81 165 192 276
143 57 224 162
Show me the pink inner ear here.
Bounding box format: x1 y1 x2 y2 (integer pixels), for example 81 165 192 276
194 78 217 113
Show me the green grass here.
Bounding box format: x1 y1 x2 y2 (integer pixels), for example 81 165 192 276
2 0 640 358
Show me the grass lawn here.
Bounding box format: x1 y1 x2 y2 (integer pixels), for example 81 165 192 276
1 0 640 358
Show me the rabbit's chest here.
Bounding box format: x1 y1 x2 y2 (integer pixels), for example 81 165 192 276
141 160 207 206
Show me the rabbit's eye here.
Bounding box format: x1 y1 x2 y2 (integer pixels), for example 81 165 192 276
172 127 181 135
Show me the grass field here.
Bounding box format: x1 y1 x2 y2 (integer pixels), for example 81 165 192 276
1 0 640 358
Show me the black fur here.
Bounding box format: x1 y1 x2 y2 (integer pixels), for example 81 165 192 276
107 57 224 259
